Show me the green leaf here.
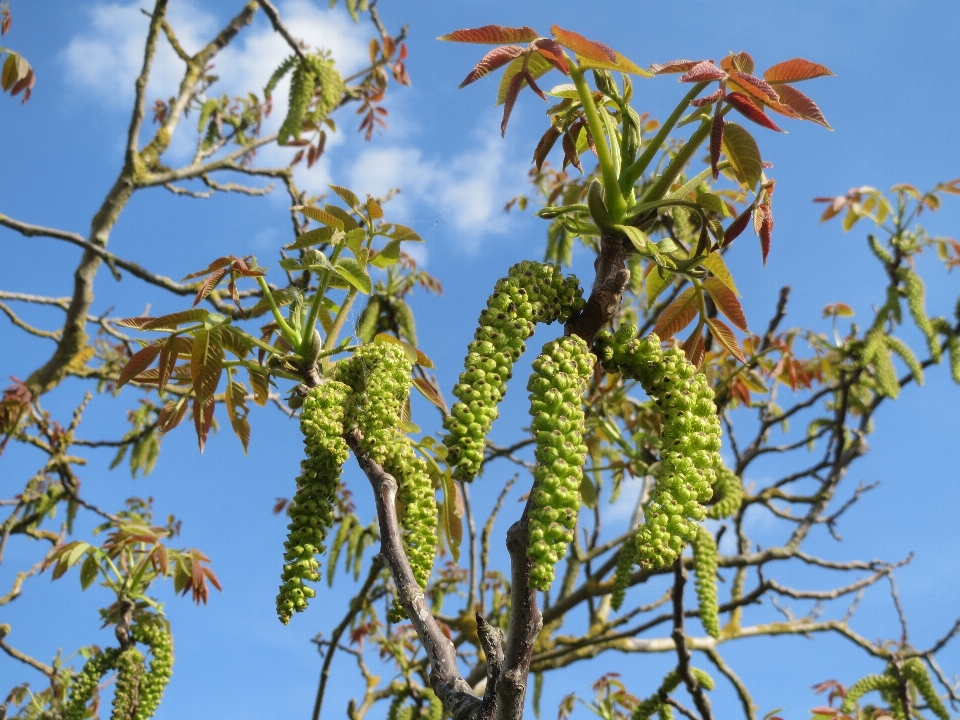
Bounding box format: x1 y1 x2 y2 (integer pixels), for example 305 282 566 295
284 226 339 250
700 253 741 296
721 122 763 191
370 239 401 268
190 327 224 408
696 191 732 217
334 258 372 294
383 223 423 242
615 224 648 253
579 475 597 509
324 204 359 231
329 184 361 210
79 554 99 590
294 205 344 230
645 267 672 305
497 52 552 106
438 471 463 563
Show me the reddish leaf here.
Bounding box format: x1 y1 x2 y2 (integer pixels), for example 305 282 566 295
763 58 834 84
726 92 783 132
691 88 724 107
192 395 215 452
755 203 773 265
248 368 270 406
182 256 236 281
190 328 224 408
157 336 192 391
118 343 162 388
809 708 839 718
530 39 570 75
682 330 705 368
413 378 446 413
729 71 779 100
710 112 724 180
550 25 615 64
192 267 229 307
703 278 748 331
501 70 525 137
438 25 539 44
706 317 745 362
653 287 699 339
225 379 251 453
649 59 709 74
720 52 754 75
158 398 189 433
678 61 725 83
533 125 562 170
561 123 583 173
773 83 831 129
458 45 525 88
722 204 755 248
524 67 547 100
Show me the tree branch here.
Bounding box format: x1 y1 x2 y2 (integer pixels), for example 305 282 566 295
346 430 480 720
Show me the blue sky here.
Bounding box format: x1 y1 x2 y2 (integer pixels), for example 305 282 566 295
2 1 960 718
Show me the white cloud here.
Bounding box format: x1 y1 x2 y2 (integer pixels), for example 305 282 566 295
344 119 530 252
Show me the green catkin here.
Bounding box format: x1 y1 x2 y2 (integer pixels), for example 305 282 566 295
692 526 720 638
423 688 443 720
884 335 924 385
899 267 941 362
306 56 344 123
904 658 949 720
595 326 721 570
64 648 121 720
277 381 350 624
868 234 894 265
632 669 711 720
443 261 584 482
278 57 317 145
130 621 173 720
611 537 637 611
336 344 437 592
706 464 742 520
525 335 595 591
840 674 899 714
657 707 673 720
948 333 960 385
111 647 145 720
872 344 901 399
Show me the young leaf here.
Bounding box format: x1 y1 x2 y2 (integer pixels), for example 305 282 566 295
294 205 345 230
118 343 163 388
248 368 270 406
710 111 724 180
649 59 709 75
721 122 763 190
530 39 570 75
763 58 834 84
653 286 699 339
191 267 230 307
722 203 755 248
678 61 725 83
383 223 423 242
284 226 338 250
682 329 705 368
771 83 831 129
413 377 446 412
458 45 525 88
691 88 724 107
501 70 526 137
755 203 774 265
366 196 383 220
701 253 741 296
496 52 552 106
79 553 99 590
703 277 748 331
192 395 216 452
158 398 189 433
438 25 539 44
549 25 615 64
225 378 251 452
533 125 562 171
706 317 745 362
438 472 463 562
329 185 360 210
116 308 209 330
728 71 779 101
335 257 372 294
726 93 783 132
370 239 401 268
157 336 192 391
190 327 224 409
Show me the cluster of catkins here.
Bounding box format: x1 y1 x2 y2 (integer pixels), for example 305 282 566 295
841 659 949 720
525 335 595 591
632 668 714 720
336 343 437 593
278 54 345 145
277 382 350 624
443 261 584 482
63 619 174 720
594 326 722 573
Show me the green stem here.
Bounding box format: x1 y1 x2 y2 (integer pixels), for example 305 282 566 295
639 115 713 204
621 82 709 192
321 287 360 372
301 244 345 354
256 277 300 347
570 64 626 222
666 162 732 201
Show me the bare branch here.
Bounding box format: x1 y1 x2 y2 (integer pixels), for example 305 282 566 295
671 561 713 720
0 624 55 677
346 431 480 720
256 0 307 60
